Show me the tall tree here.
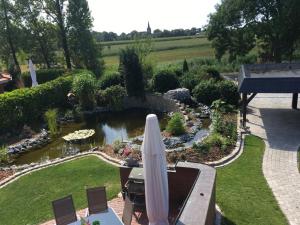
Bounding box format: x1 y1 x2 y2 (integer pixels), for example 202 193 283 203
15 0 57 68
67 0 104 77
207 0 300 62
40 0 71 69
0 0 24 87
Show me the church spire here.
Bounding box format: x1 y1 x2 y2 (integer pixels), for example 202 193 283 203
147 21 151 35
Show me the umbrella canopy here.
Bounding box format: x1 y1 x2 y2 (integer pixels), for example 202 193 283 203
28 59 38 87
141 114 169 225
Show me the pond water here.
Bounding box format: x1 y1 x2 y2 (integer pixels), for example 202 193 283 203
13 108 168 165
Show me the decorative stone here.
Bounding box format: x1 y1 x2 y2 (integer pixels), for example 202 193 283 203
164 88 191 103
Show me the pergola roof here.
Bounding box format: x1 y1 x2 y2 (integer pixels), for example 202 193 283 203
238 63 300 93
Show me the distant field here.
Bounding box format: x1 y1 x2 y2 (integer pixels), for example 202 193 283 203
101 36 214 66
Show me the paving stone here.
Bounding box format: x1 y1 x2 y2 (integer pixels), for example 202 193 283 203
247 93 300 225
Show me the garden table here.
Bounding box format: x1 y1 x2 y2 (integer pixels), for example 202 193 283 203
68 207 124 225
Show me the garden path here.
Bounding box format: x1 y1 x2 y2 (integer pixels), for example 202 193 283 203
247 93 300 225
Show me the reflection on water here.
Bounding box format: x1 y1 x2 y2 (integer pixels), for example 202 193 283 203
14 109 168 165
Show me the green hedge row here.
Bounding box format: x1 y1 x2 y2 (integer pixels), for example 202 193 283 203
0 75 72 133
22 69 66 87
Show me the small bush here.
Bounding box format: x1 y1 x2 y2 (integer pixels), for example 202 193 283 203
0 146 9 164
203 133 229 152
192 80 239 106
72 72 97 110
166 113 185 136
211 100 235 113
22 69 65 87
180 73 202 91
192 80 220 105
153 70 180 93
96 85 126 111
217 80 240 106
211 111 237 143
45 109 59 137
99 72 123 89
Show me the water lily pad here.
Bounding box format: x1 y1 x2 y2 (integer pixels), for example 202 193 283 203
62 129 95 142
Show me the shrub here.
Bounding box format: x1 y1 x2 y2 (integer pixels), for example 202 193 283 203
192 80 239 106
183 59 189 73
217 80 240 106
166 113 185 136
0 75 72 134
180 73 202 91
0 146 9 164
72 72 97 110
119 47 145 98
211 111 237 143
45 109 59 137
192 80 220 105
153 70 180 93
22 69 65 87
96 85 126 111
211 100 235 113
98 72 123 89
203 133 229 152
206 67 221 80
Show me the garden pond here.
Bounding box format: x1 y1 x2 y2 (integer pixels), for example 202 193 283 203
11 108 168 165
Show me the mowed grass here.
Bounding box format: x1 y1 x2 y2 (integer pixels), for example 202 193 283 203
0 156 120 225
217 135 288 225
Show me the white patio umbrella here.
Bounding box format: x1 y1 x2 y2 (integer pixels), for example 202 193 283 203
141 114 169 225
28 59 38 87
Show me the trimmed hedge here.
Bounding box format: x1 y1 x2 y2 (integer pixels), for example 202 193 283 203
192 80 239 106
0 75 72 133
22 69 66 87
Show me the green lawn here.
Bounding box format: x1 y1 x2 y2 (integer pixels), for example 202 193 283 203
0 156 120 225
217 135 288 225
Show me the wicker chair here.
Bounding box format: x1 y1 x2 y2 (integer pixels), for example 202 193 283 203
52 195 77 225
122 197 134 225
86 186 108 215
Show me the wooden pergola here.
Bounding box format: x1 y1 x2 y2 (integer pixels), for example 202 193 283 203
238 63 300 127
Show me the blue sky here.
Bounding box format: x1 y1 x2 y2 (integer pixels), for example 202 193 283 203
87 0 220 34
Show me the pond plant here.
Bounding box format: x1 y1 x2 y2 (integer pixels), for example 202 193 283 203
44 109 59 137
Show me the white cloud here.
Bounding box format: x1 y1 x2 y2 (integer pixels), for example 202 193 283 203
88 0 220 34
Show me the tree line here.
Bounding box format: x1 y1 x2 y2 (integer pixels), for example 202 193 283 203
92 27 202 42
207 0 300 63
0 0 103 86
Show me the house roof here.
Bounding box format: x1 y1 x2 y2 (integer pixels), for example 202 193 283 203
0 72 12 85
238 63 300 93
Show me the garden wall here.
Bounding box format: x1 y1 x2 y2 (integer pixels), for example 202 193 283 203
123 94 181 113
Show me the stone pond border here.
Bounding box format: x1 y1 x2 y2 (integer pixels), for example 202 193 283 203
0 115 244 190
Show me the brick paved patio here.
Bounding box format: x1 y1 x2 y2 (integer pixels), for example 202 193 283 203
247 93 300 225
41 196 179 225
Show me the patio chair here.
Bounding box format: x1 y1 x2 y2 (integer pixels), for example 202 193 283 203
122 197 134 225
86 186 108 215
52 195 77 225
